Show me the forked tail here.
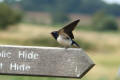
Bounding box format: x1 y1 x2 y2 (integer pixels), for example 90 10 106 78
72 40 80 48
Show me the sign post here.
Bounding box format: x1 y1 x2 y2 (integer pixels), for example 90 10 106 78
0 45 95 78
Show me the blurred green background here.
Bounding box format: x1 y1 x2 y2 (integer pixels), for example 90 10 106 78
0 0 120 80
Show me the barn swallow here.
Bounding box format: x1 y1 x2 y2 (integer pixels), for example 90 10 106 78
51 19 80 48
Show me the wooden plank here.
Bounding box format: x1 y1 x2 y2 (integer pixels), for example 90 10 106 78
0 45 95 78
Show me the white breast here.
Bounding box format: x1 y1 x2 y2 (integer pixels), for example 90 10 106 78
57 35 72 47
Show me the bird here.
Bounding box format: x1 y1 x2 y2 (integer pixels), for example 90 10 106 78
51 19 80 48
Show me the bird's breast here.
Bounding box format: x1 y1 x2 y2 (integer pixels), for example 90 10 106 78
57 35 72 47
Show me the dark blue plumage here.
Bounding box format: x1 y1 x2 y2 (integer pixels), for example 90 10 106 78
71 40 80 48
51 31 58 40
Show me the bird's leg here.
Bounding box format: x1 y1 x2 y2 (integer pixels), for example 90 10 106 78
64 46 69 52
64 48 68 52
65 47 68 49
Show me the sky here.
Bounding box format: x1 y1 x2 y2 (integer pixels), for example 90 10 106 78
0 0 21 2
0 0 3 2
103 0 120 4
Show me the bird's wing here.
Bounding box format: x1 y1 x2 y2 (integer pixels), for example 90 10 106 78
58 19 80 39
58 29 70 39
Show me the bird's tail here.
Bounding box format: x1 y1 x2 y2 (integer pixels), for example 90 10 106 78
72 40 80 48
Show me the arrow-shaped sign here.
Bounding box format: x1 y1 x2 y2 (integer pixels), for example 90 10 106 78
0 45 95 78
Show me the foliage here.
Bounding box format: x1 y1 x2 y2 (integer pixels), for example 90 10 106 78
0 3 22 30
92 11 118 31
79 0 106 14
106 4 120 16
51 12 70 24
12 0 120 16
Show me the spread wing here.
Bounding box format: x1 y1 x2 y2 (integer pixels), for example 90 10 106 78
58 19 80 39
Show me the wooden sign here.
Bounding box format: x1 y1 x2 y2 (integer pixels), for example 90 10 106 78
0 45 95 78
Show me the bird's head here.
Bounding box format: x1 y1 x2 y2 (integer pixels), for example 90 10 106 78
50 31 58 40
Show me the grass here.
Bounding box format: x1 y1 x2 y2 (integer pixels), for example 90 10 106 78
0 23 120 80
